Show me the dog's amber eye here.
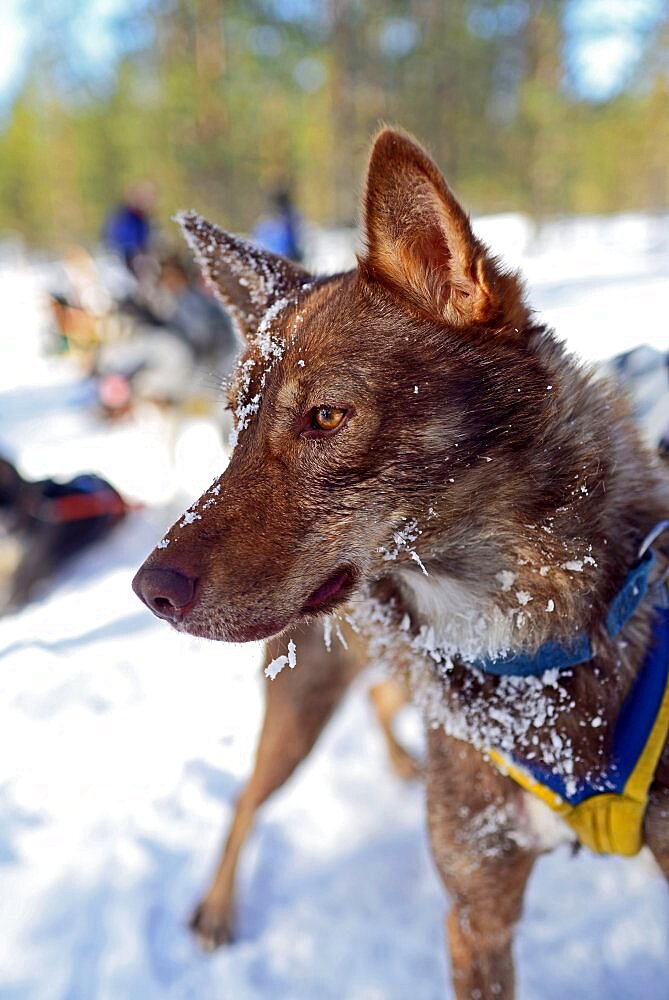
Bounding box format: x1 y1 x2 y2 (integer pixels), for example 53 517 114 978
312 406 346 431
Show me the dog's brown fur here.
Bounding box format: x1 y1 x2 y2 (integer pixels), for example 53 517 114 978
134 128 669 998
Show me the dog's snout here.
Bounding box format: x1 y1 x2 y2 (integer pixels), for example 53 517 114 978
132 566 197 622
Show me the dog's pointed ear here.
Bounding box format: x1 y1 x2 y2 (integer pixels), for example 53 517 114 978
177 212 311 341
359 129 527 329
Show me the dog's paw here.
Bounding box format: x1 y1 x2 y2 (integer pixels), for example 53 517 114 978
189 900 235 952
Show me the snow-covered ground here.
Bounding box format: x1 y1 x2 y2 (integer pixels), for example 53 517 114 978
0 215 668 1000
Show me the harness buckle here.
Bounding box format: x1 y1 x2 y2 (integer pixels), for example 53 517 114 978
638 519 669 558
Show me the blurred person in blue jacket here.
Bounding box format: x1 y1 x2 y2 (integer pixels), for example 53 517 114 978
103 181 157 272
252 188 303 262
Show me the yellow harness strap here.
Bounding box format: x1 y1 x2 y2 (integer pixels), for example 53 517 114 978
490 662 669 855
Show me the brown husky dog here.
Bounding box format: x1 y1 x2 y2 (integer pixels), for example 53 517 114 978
133 128 669 998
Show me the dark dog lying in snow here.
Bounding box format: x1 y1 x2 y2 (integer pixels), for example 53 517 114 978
133 129 669 999
0 457 128 613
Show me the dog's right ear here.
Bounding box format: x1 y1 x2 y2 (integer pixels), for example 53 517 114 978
177 212 311 342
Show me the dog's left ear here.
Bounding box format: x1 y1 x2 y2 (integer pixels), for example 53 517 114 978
177 212 311 342
359 128 527 330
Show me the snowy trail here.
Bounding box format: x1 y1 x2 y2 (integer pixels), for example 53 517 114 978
1 216 668 999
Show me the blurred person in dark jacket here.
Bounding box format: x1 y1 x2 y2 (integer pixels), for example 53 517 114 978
95 253 238 413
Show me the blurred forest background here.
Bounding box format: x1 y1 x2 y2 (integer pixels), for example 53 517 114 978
1 0 668 247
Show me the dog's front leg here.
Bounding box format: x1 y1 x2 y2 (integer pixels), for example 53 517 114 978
191 619 366 950
426 727 537 1000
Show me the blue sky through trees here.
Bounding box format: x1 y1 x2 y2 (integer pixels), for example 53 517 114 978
0 0 665 114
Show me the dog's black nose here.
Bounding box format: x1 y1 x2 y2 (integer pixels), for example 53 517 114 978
132 567 197 622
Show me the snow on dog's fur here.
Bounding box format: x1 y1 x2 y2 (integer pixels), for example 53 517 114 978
134 128 669 999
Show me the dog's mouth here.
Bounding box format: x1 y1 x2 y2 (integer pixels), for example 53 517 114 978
174 567 356 644
302 566 356 614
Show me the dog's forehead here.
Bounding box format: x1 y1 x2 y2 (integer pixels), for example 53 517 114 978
288 274 360 341
233 274 369 377
279 272 408 360
226 273 416 446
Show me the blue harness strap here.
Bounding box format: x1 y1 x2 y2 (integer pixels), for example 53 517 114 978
516 604 669 806
485 520 669 853
472 523 668 678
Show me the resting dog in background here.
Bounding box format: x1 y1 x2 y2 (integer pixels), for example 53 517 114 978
0 457 128 613
134 129 669 998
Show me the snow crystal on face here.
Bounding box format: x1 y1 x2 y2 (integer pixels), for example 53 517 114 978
265 654 289 680
265 638 297 680
560 549 597 574
200 480 223 511
546 598 555 612
323 617 332 652
228 295 313 449
228 357 260 448
496 570 516 592
157 538 170 549
410 551 429 576
516 590 532 606
344 614 361 634
179 510 202 527
378 518 428 575
333 619 348 649
255 296 290 362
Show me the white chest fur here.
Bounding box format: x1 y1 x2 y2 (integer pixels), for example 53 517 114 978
397 568 519 662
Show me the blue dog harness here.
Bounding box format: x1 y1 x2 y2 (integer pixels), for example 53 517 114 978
486 521 669 855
